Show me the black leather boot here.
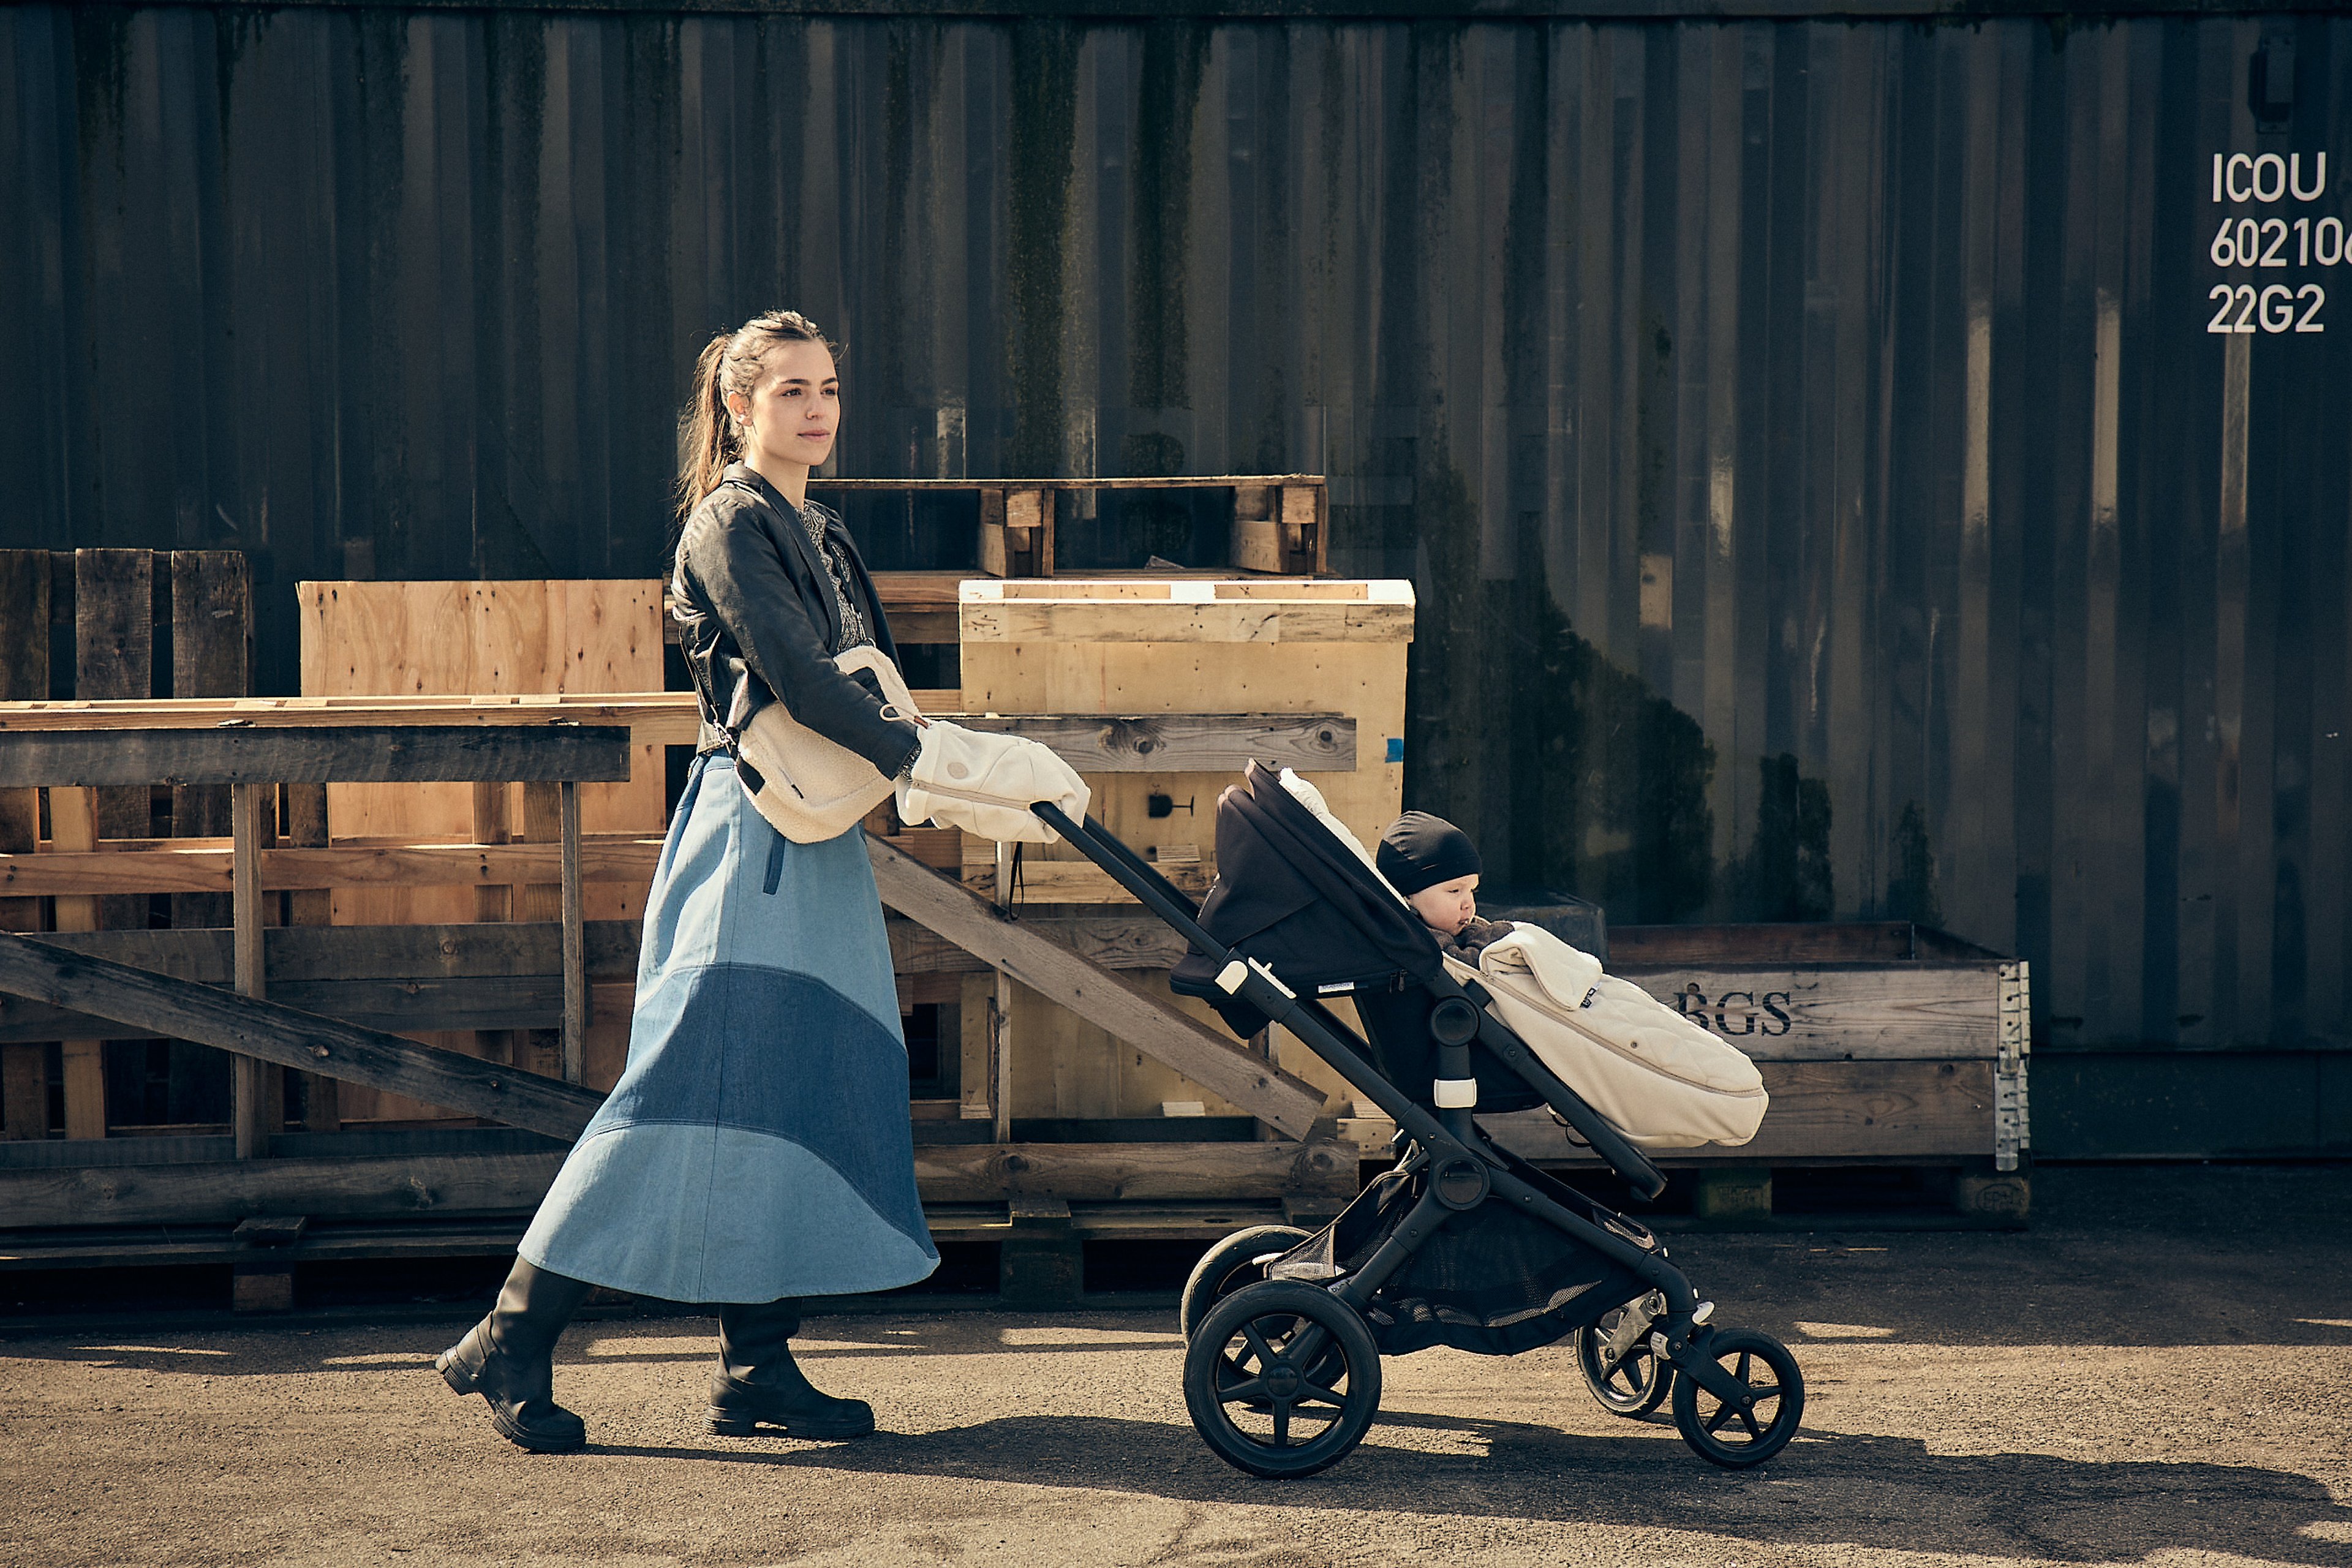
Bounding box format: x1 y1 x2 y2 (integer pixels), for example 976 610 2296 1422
708 1298 875 1439
436 1257 594 1453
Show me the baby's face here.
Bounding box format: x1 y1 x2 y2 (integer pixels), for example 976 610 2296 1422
1408 874 1479 937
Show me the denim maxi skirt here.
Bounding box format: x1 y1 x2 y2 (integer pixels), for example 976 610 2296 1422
518 753 940 1302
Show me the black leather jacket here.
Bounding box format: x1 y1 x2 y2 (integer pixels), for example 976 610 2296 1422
673 463 921 779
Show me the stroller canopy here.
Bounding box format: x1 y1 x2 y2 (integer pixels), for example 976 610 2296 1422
1173 761 1442 1033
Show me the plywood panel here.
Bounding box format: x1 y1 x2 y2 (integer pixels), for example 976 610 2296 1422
299 579 664 1121
963 581 1411 1121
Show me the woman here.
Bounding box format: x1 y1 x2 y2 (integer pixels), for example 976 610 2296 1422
438 309 938 1452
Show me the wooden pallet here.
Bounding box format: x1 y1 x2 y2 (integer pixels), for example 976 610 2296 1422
0 549 256 1144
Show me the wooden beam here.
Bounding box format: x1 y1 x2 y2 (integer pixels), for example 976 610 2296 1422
0 552 45 1139
0 725 635 788
914 1139 1355 1204
1614 964 2003 1060
888 912 1188 974
0 933 603 1140
559 780 586 1084
1476 1060 1997 1163
0 1150 572 1229
0 692 702 748
230 782 274 1158
864 833 1325 1140
1 974 573 1042
959 598 1414 646
944 713 1352 773
50 785 106 1141
813 475 1327 492
0 837 666 897
0 1135 1354 1231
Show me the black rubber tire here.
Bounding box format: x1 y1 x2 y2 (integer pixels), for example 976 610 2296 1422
1575 1309 1672 1418
1670 1327 1804 1468
1183 1280 1382 1479
1178 1225 1311 1342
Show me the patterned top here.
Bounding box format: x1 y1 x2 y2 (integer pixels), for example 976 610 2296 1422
798 499 872 652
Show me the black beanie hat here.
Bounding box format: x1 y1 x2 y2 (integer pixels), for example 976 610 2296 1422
1377 812 1481 897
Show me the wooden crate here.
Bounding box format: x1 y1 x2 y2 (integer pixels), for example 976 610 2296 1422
954 578 1414 1128
1336 921 2032 1218
298 580 666 1119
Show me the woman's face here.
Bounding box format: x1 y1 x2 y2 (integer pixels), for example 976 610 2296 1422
730 339 839 473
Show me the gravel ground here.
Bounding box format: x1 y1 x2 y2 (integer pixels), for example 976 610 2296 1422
3 1164 2348 1568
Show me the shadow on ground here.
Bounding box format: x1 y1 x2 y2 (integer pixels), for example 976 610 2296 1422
590 1412 2352 1567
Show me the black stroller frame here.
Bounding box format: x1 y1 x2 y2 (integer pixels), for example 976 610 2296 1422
1027 774 1805 1478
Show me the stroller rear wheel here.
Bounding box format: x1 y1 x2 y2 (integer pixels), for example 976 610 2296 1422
1670 1328 1804 1468
1575 1299 1672 1418
1183 1280 1381 1479
1178 1225 1311 1342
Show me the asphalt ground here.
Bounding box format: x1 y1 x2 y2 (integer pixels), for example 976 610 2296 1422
2 1163 2348 1568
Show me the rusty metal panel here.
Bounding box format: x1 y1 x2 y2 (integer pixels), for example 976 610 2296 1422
1 6 2347 1087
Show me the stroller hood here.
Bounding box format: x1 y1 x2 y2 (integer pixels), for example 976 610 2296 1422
1172 761 1444 1035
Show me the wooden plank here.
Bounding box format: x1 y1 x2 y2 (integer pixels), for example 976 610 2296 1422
0 1150 572 1229
229 783 277 1158
0 692 701 747
960 600 1415 646
1279 486 1324 575
911 1138 1355 1203
944 713 1352 773
810 475 1326 492
0 552 47 1139
1616 965 2003 1060
0 933 605 1139
50 786 107 1140
0 1134 1348 1231
0 725 636 788
961 858 1210 903
8 921 646 984
864 833 1325 1140
978 489 1008 577
74 550 156 932
1230 518 1286 575
167 551 252 932
0 699 1337 775
559 780 585 1084
0 974 574 1043
888 913 1188 974
1480 1060 1997 1163
0 838 666 897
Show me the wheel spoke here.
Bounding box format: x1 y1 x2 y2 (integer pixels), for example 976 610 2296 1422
1703 1398 1735 1434
1219 1375 1267 1404
1300 1381 1349 1408
1240 1322 1278 1371
1287 1322 1330 1369
1736 1351 1752 1384
1749 1383 1782 1404
1738 1406 1763 1441
1272 1400 1292 1447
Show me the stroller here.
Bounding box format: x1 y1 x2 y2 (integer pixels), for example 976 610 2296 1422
1027 760 1804 1478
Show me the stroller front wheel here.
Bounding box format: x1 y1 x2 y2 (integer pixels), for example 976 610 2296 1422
1670 1327 1804 1468
1575 1308 1673 1418
1183 1280 1382 1479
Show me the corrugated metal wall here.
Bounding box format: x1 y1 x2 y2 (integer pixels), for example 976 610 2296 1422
4 7 2348 1130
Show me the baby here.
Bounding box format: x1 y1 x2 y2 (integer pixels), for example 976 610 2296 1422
1376 811 1511 959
